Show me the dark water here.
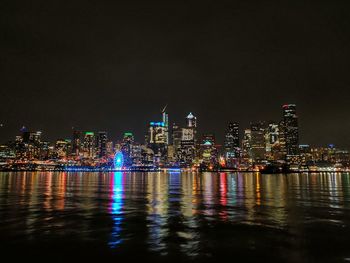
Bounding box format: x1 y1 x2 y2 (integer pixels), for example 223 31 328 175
0 172 350 262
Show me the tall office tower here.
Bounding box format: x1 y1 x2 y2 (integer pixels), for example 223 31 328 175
265 122 279 161
242 129 252 159
283 104 299 156
121 132 134 166
97 131 108 158
83 132 95 158
250 121 266 163
178 113 197 167
278 120 287 157
148 122 167 164
224 122 239 157
29 131 42 158
162 105 169 145
172 123 182 160
72 130 81 155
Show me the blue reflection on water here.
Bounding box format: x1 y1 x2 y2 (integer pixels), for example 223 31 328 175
108 172 124 248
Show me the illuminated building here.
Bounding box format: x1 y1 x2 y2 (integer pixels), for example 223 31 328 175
131 143 142 166
242 129 252 162
83 132 95 158
224 122 239 150
141 146 154 166
106 141 114 156
29 131 42 144
0 145 15 160
172 123 182 151
97 131 108 158
162 105 169 145
250 122 266 163
265 122 280 161
186 112 197 128
178 113 198 167
148 122 167 163
55 139 69 158
278 120 287 159
200 134 218 169
283 104 299 156
299 144 312 166
224 122 240 167
121 132 134 166
167 145 176 164
72 130 81 156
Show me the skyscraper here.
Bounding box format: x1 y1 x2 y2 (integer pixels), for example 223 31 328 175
148 121 167 165
83 132 95 158
72 130 81 156
97 131 107 158
186 112 197 128
162 105 169 145
172 123 182 149
283 104 299 156
121 132 134 166
242 129 252 161
224 122 239 155
250 121 266 163
179 112 197 167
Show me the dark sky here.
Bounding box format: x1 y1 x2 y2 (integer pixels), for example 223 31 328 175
1 0 350 147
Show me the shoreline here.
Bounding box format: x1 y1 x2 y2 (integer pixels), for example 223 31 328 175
0 168 349 174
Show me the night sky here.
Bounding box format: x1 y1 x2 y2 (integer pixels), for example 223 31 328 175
1 0 350 147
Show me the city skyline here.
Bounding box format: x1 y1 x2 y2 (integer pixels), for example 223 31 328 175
1 103 349 173
0 103 346 149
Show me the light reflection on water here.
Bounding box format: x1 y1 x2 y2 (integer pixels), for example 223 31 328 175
0 172 350 261
109 172 124 248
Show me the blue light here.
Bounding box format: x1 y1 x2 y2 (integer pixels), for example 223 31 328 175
114 151 124 170
109 172 124 248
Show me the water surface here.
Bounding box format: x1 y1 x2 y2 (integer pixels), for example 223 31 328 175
0 172 350 262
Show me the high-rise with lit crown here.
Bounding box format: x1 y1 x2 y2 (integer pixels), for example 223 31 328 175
186 112 197 128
